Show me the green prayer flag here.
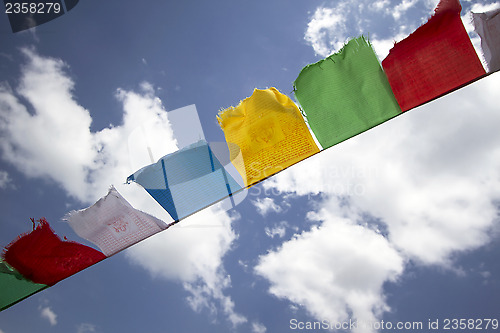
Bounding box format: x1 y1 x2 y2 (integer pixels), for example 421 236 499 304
0 260 48 311
294 36 402 149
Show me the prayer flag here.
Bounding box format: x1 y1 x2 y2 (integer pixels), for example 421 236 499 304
382 0 486 111
0 259 48 311
473 7 500 73
66 186 168 257
217 87 320 186
127 140 242 221
294 36 401 149
2 218 105 286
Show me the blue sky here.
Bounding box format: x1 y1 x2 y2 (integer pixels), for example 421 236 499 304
1 0 500 332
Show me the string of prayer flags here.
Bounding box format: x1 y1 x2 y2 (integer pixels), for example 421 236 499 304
65 186 168 257
294 36 401 150
382 0 486 112
472 7 500 73
127 140 243 221
217 87 320 186
2 218 105 286
0 259 48 311
2 0 500 312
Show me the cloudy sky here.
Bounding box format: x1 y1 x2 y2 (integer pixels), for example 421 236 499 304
1 0 500 332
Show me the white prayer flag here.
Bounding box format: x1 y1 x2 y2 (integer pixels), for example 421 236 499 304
473 7 500 73
66 186 167 256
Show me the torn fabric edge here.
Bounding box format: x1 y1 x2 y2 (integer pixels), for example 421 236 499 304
2 218 106 286
472 7 500 73
293 36 402 150
381 0 486 111
217 87 320 186
65 186 168 257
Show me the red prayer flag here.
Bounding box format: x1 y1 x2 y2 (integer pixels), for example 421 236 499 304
2 218 105 286
382 0 486 111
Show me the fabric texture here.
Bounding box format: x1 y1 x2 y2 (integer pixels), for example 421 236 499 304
0 259 48 311
218 87 320 186
382 0 486 112
473 7 500 73
128 140 242 221
2 218 106 286
294 36 402 149
66 186 167 257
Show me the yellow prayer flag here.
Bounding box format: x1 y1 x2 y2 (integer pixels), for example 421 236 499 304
217 87 320 186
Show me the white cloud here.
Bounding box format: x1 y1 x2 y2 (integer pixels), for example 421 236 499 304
424 0 439 10
265 73 500 265
480 270 491 279
126 209 234 282
255 199 404 333
303 0 482 59
40 306 57 326
371 33 407 60
262 8 500 324
0 49 95 202
264 221 289 238
0 49 244 327
0 48 177 204
126 206 247 326
0 170 11 189
252 321 267 333
392 0 419 20
184 279 247 327
238 259 248 270
252 197 282 216
76 323 96 333
371 0 390 11
305 6 348 57
256 71 500 329
303 0 414 58
470 2 500 13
